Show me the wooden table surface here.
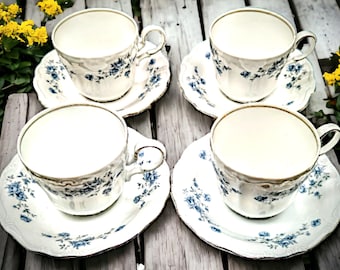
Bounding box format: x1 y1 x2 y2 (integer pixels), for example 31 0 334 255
0 0 339 269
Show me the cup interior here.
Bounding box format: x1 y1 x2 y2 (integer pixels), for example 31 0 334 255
52 9 137 58
211 105 319 180
18 104 127 179
210 8 295 59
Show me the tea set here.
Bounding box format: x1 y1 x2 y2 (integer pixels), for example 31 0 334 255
0 7 339 259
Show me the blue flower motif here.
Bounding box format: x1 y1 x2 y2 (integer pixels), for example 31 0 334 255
311 219 321 227
199 150 207 160
210 226 221 233
259 231 270 237
149 58 156 65
70 238 94 249
20 215 32 223
58 232 70 238
240 71 250 78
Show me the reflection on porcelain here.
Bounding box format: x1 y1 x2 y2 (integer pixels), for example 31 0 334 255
0 129 170 257
17 104 166 216
179 41 316 118
33 41 170 117
209 105 340 218
172 134 340 259
209 8 316 103
52 9 166 101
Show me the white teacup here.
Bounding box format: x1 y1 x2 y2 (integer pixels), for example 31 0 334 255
17 104 165 216
209 8 316 103
52 8 166 102
210 104 340 218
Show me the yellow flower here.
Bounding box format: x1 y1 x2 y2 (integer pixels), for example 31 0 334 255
0 3 21 22
31 27 48 45
323 72 336 86
334 64 340 81
7 4 21 17
1 21 20 39
37 0 62 17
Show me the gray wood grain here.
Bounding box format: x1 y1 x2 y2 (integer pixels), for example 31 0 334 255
140 0 223 269
292 0 340 59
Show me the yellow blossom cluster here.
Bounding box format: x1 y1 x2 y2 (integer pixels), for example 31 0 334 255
37 0 63 17
0 2 48 47
0 3 21 23
323 50 340 86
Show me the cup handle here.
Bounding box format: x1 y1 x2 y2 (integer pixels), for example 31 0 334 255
317 123 340 155
136 25 166 61
291 30 317 61
125 138 166 179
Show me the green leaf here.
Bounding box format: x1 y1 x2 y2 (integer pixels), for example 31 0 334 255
0 78 5 89
314 110 325 118
335 110 340 123
57 0 74 9
335 95 340 111
2 37 21 52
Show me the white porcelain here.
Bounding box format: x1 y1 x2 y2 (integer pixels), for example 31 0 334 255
52 8 166 102
33 41 170 117
172 134 340 259
180 40 316 117
209 8 316 103
0 128 170 257
210 104 340 218
17 104 165 216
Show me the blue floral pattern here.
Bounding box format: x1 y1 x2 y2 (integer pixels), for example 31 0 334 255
41 169 161 250
181 148 323 249
249 219 321 249
299 164 330 198
5 171 37 223
283 62 307 91
41 224 126 250
133 170 160 208
40 168 123 199
138 58 162 100
83 54 134 84
45 59 66 94
187 66 215 107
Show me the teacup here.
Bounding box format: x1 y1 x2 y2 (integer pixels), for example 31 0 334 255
17 103 165 216
210 104 340 218
52 8 166 102
209 8 316 103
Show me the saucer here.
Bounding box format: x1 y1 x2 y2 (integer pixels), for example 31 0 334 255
0 128 170 257
179 41 316 118
172 134 340 259
33 42 170 117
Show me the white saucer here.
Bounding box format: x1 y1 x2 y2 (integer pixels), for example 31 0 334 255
0 128 170 257
172 134 340 259
179 41 316 118
33 42 170 117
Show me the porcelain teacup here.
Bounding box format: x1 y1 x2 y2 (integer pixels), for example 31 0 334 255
17 103 165 216
210 104 340 218
52 8 166 102
209 8 316 103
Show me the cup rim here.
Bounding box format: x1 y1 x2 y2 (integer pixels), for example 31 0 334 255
51 8 138 59
17 103 128 182
210 104 321 182
209 7 296 61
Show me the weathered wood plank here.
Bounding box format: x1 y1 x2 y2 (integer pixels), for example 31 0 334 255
312 225 340 270
86 0 133 17
0 94 29 270
228 254 305 270
84 241 137 270
140 0 223 269
291 0 340 59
